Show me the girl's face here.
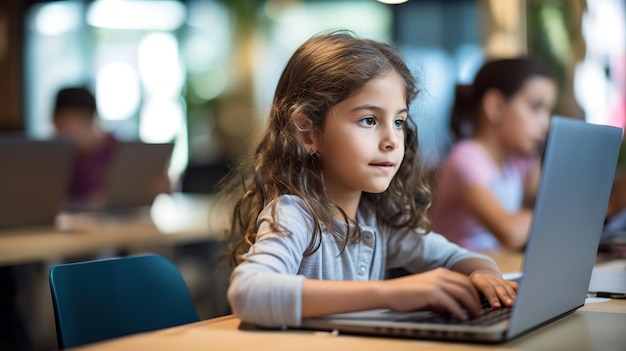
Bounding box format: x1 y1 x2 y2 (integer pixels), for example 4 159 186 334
497 77 557 155
311 71 408 202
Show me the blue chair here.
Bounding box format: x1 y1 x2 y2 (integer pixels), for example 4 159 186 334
49 254 200 349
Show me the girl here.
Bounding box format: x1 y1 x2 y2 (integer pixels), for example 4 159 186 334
431 58 557 251
225 31 517 328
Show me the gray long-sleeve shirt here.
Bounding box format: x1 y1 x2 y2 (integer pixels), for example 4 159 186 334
228 195 494 328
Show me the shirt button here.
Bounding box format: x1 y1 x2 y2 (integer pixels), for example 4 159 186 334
364 233 372 242
358 266 366 276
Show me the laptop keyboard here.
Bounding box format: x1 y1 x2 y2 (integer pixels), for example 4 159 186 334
422 306 511 326
398 299 512 326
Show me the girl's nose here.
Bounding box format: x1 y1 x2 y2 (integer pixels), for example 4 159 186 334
382 127 400 151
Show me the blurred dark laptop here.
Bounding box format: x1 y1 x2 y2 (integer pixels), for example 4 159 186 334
0 138 74 230
599 207 626 255
299 117 622 343
100 141 174 212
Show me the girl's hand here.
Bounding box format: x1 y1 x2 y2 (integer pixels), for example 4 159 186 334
469 270 518 309
380 268 482 320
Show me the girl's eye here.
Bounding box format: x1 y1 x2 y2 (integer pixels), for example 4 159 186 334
531 103 542 112
358 117 376 127
529 99 548 113
394 118 405 129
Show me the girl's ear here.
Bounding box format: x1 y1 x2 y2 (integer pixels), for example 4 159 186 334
482 88 506 125
301 130 318 154
294 113 319 154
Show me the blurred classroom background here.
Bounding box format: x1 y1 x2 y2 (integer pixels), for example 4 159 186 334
0 0 624 350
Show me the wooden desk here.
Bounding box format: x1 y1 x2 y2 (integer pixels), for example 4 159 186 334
69 252 626 351
0 193 230 266
69 300 626 351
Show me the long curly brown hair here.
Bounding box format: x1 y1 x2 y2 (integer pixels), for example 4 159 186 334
221 30 433 267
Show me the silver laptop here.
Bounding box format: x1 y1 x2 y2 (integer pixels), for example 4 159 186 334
0 138 74 229
102 141 174 210
299 117 623 343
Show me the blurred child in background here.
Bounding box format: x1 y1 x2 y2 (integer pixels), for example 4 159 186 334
432 58 557 251
52 86 118 208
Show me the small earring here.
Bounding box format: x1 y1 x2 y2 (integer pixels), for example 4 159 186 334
309 148 315 155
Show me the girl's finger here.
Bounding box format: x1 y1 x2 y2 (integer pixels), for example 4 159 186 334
439 277 481 317
432 289 470 321
494 281 517 307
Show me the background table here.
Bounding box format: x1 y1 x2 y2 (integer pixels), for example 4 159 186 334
0 193 230 266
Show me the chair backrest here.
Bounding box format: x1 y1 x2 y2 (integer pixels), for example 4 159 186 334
49 254 200 349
